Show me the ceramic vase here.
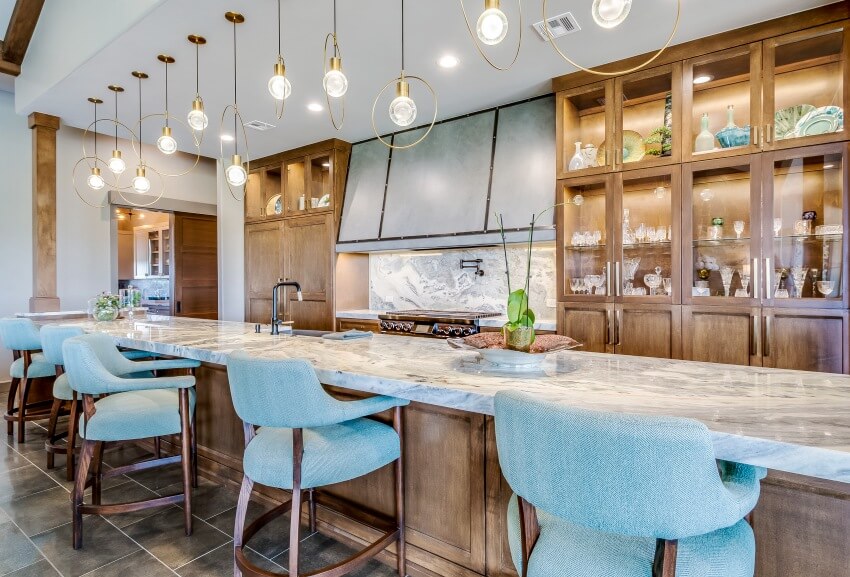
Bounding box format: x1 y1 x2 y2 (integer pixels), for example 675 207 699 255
715 105 750 148
695 113 715 153
569 141 587 171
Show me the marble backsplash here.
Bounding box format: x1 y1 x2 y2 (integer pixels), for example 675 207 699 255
369 245 557 318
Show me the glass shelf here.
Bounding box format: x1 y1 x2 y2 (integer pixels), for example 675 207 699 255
625 241 672 248
565 244 607 251
693 237 751 246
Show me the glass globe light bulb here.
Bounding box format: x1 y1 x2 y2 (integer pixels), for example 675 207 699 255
156 127 177 155
108 151 126 175
476 3 508 45
389 92 417 127
187 98 209 131
323 66 348 98
132 167 151 194
226 155 248 187
268 62 292 101
592 0 632 29
87 168 105 190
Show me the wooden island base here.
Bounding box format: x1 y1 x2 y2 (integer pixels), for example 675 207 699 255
147 364 850 577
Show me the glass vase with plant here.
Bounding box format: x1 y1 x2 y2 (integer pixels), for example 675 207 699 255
93 293 120 322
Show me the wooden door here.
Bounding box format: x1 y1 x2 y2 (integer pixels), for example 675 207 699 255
682 306 762 366
117 231 134 280
763 308 848 373
614 304 681 359
244 221 284 325
559 303 612 353
284 214 335 330
172 213 218 320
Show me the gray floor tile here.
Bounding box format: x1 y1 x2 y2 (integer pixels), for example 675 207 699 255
121 506 229 570
205 498 312 560
126 464 186 492
4 559 61 577
0 486 71 537
0 511 44 575
90 480 162 529
0 443 29 474
0 465 61 504
159 478 238 521
292 533 397 577
175 541 285 577
101 445 155 469
10 423 52 458
30 516 140 577
81 550 177 577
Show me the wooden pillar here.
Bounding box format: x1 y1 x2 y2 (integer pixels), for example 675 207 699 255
28 112 61 313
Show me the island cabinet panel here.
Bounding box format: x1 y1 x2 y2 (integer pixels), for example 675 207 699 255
614 304 682 359
682 306 763 366
559 303 611 353
244 221 285 324
762 308 849 373
284 213 335 331
484 417 519 577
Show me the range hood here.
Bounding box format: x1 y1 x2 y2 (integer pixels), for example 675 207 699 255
337 96 556 253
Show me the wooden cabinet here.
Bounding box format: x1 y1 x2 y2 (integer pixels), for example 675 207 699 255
132 224 170 278
763 308 849 373
133 230 149 279
284 214 335 331
245 221 285 324
683 306 762 366
614 304 681 358
245 166 283 222
559 303 611 353
336 319 381 333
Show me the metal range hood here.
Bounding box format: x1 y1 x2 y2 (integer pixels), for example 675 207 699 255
337 95 556 253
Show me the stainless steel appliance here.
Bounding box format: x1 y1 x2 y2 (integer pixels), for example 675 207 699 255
378 310 500 338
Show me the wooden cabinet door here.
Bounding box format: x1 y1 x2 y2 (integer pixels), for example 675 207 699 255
117 231 134 280
763 308 848 373
559 303 612 353
172 213 218 320
244 170 264 222
244 221 284 324
682 306 762 366
614 304 681 359
284 214 334 330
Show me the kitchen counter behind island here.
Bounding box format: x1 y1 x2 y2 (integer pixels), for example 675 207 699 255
53 315 850 577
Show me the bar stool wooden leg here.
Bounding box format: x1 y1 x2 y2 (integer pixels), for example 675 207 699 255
394 406 407 577
66 395 79 482
72 439 96 550
233 475 254 577
91 442 105 506
6 377 19 436
288 428 304 576
153 436 161 459
45 399 63 470
190 416 198 488
308 489 316 533
179 388 193 536
17 377 30 443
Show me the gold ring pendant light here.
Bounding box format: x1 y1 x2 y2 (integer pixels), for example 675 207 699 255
542 0 681 76
458 0 523 71
323 0 347 130
268 0 292 120
119 70 166 208
187 34 209 138
371 0 438 150
220 11 250 200
72 97 111 208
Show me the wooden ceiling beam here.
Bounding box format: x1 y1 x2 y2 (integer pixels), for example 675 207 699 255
1 0 45 75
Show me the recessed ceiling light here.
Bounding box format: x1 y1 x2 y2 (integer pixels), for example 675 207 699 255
220 134 235 142
307 102 324 112
693 74 714 85
438 55 459 68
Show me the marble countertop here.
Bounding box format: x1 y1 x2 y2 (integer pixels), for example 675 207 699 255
48 315 850 483
335 309 557 331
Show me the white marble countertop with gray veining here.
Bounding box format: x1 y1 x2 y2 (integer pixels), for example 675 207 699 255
48 315 850 483
335 310 558 331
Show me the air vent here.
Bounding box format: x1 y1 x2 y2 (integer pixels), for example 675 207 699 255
244 120 276 131
532 12 580 42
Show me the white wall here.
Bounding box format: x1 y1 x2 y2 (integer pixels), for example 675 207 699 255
217 162 245 322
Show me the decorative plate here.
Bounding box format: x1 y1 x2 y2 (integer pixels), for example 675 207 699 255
274 197 283 214
794 106 844 137
622 130 646 164
775 104 815 140
596 142 608 167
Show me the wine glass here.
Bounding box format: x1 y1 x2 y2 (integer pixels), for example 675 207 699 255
593 230 603 246
646 226 657 243
635 223 647 244
662 278 673 296
741 274 751 296
585 275 599 295
643 267 663 296
733 220 745 240
817 280 835 297
790 266 808 299
773 218 782 237
720 266 735 297
570 278 578 294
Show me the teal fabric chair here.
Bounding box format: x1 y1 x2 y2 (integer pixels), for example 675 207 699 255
226 351 410 577
0 318 57 443
62 333 200 549
494 391 764 577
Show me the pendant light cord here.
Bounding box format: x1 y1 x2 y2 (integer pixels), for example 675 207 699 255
138 75 143 162
92 100 98 157
401 0 405 72
333 0 338 57
164 61 170 127
277 0 282 57
195 43 200 96
233 19 238 155
114 91 119 149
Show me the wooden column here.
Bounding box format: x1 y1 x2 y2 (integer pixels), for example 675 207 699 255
28 112 60 313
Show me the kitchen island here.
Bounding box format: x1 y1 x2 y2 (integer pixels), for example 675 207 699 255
62 315 850 577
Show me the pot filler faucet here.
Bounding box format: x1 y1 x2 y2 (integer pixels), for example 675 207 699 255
271 280 303 335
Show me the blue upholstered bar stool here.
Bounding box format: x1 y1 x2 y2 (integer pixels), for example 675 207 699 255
494 391 764 577
227 351 410 577
63 333 200 549
0 318 57 443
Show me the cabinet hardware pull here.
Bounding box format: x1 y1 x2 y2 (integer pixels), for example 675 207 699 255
764 315 772 357
606 262 612 296
752 125 759 146
615 261 621 297
615 308 622 346
606 308 613 346
751 314 760 357
764 258 771 300
765 124 773 144
752 258 759 301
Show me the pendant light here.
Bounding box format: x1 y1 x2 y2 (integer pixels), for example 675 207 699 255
155 55 178 155
107 85 126 175
221 11 249 191
542 0 681 76
459 0 522 70
86 97 105 190
371 0 438 149
131 71 152 194
322 0 347 129
187 35 209 131
268 0 291 118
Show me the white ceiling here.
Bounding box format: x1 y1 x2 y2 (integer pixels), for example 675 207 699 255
0 0 14 38
18 0 835 159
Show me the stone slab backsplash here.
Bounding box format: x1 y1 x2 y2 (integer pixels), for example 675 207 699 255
369 244 557 318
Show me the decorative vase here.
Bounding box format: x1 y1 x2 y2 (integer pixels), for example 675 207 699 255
715 105 750 148
94 305 119 322
695 113 715 153
504 325 535 353
582 144 598 167
662 93 673 156
568 141 587 171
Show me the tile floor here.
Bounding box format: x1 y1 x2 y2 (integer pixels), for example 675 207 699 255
0 420 397 577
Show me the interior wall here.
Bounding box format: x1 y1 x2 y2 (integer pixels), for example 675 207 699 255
217 161 245 322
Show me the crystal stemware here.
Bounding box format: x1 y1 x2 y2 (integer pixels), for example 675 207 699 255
646 226 657 243
662 278 673 296
622 257 641 290
733 220 745 239
570 278 579 294
635 223 647 244
773 218 782 237
790 266 808 299
643 267 663 296
741 274 751 296
585 275 602 295
817 280 835 297
720 266 735 297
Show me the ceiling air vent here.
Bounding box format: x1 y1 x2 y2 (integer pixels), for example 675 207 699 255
244 120 276 131
532 12 580 42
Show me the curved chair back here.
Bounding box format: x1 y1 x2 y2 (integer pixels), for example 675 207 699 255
495 390 747 540
227 351 358 428
63 333 139 395
0 318 42 352
41 325 85 367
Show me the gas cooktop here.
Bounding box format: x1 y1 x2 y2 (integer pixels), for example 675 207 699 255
378 310 501 338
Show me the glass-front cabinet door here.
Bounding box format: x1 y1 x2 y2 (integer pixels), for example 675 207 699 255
764 143 848 308
683 156 762 306
309 153 334 212
764 23 849 150
557 81 614 177
263 166 283 218
615 167 680 303
245 170 264 221
284 157 308 216
614 63 681 170
684 44 762 161
558 176 613 302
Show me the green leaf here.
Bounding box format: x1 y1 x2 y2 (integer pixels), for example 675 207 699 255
503 321 520 333
507 289 528 323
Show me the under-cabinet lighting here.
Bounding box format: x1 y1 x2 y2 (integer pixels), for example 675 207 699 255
693 74 713 85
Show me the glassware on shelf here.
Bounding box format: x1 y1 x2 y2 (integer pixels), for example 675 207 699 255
790 266 809 299
585 274 603 295
720 266 735 297
708 225 723 240
623 209 635 245
773 218 782 237
635 223 647 244
773 268 785 298
569 141 587 172
662 278 672 296
695 113 716 153
646 226 657 243
740 274 751 297
623 256 640 288
715 105 751 149
817 280 836 297
775 288 790 299
643 267 663 296
733 220 745 239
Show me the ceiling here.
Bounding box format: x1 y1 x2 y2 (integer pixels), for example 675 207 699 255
0 0 15 91
18 0 836 159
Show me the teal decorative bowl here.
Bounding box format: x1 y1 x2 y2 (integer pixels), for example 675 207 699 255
715 125 750 148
